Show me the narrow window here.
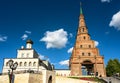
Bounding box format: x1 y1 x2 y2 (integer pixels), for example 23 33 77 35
19 62 22 66
82 53 84 56
29 62 32 66
21 53 24 57
24 62 27 66
89 45 91 48
83 36 86 40
26 53 29 57
33 62 36 66
88 53 91 56
82 28 84 32
80 45 82 48
6 62 8 66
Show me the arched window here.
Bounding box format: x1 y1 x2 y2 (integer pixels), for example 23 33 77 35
88 53 91 56
82 28 84 32
24 62 27 66
21 53 24 57
89 45 91 48
19 62 22 66
29 62 32 66
82 53 84 56
33 62 36 66
83 36 86 40
80 45 82 48
26 53 29 58
6 62 9 66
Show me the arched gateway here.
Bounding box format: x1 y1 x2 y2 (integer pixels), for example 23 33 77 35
82 60 94 75
69 4 106 77
48 76 52 83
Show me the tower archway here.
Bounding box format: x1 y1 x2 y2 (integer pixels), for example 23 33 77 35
82 60 94 75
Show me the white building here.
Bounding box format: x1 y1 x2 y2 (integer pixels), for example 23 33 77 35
55 69 71 77
2 39 55 83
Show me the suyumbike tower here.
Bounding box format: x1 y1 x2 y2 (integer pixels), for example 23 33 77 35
69 4 106 77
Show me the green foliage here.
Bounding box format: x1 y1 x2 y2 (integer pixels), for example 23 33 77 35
106 59 120 76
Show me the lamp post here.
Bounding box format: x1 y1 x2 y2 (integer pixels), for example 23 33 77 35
8 59 18 83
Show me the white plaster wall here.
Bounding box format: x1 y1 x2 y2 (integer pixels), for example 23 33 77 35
42 70 55 83
2 58 39 73
17 50 34 58
0 73 43 83
42 70 47 83
55 70 71 76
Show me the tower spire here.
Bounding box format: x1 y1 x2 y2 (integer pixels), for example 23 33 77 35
80 2 83 14
70 3 106 77
78 2 88 34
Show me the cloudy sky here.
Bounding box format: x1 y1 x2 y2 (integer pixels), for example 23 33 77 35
0 0 120 73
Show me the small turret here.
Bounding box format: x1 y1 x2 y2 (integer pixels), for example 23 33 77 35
26 39 33 49
21 46 24 49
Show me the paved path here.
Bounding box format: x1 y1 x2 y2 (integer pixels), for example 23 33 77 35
102 77 120 83
56 76 97 83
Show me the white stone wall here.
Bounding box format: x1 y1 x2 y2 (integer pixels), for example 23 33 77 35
17 49 35 58
55 70 71 76
2 58 40 73
0 73 43 83
2 39 56 83
42 70 55 83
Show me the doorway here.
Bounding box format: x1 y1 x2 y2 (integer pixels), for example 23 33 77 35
82 60 94 75
48 76 52 83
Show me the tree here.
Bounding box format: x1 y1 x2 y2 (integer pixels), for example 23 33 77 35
106 59 120 76
113 59 120 73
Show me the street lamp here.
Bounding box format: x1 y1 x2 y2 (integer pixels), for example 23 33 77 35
8 59 18 83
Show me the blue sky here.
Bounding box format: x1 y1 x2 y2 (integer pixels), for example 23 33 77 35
0 0 120 73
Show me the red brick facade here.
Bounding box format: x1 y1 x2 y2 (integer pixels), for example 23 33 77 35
69 7 106 77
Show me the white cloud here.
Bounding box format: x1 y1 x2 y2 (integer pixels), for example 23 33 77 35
38 53 50 61
39 54 45 60
25 31 31 34
0 35 7 42
40 29 68 49
59 59 69 66
21 30 32 40
109 11 120 30
21 34 28 40
67 47 73 53
101 0 111 3
94 41 99 47
69 33 73 38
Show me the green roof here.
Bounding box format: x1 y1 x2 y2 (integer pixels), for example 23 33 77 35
80 2 83 14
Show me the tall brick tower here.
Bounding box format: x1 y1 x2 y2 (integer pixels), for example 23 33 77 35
69 4 106 77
